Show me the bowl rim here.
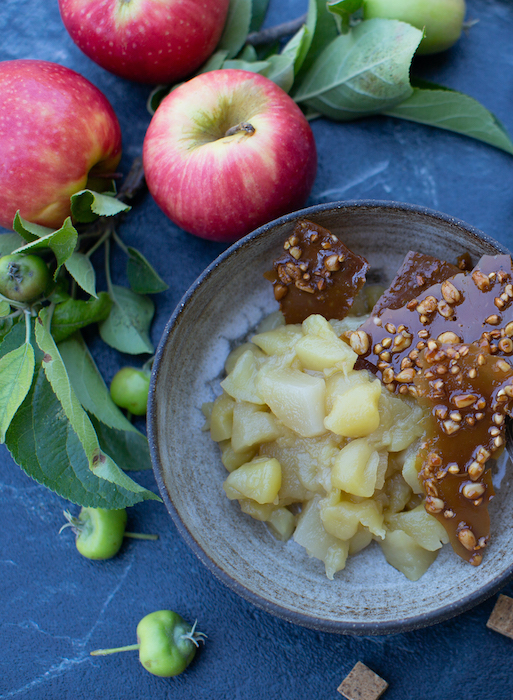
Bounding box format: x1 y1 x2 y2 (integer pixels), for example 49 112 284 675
147 199 513 635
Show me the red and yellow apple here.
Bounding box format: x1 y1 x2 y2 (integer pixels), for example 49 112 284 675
363 0 466 55
58 0 231 85
0 59 122 231
142 69 318 243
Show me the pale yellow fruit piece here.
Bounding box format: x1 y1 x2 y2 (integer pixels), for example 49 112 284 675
266 507 296 541
325 370 369 413
383 471 413 514
259 438 315 502
293 496 349 579
239 499 275 521
320 495 386 540
324 380 381 437
295 334 357 372
302 314 343 340
374 451 389 491
258 367 326 438
224 342 265 375
230 402 282 453
261 430 340 498
251 325 303 356
331 438 380 498
201 401 213 431
223 457 282 504
219 440 256 473
386 504 449 551
369 391 426 452
297 315 357 372
348 525 373 555
379 529 438 581
401 442 423 494
221 349 265 405
209 393 235 442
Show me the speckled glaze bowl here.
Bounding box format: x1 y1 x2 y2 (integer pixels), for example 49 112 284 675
147 200 513 634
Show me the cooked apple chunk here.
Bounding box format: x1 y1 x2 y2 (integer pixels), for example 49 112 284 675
258 366 326 437
324 379 381 437
223 457 282 504
331 438 380 498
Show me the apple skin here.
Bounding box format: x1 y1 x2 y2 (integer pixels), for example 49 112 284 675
363 0 466 55
0 60 122 231
142 70 318 243
58 0 230 85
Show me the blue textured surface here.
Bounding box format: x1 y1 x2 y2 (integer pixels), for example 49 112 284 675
1 1 513 699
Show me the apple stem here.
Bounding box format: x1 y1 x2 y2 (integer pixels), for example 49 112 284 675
90 643 140 656
224 122 256 138
246 13 306 46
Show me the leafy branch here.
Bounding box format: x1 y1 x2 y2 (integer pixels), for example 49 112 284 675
0 159 168 508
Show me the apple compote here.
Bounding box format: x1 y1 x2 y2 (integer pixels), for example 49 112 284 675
204 310 432 581
203 219 513 580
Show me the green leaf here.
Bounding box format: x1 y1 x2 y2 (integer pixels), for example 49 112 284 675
296 0 339 79
282 24 310 75
13 212 54 242
64 252 97 297
327 0 363 32
294 19 422 121
35 309 158 501
147 84 172 115
0 314 42 362
13 217 78 276
70 190 131 224
223 58 270 72
0 316 25 357
385 87 513 156
5 364 157 508
218 0 252 59
126 247 169 295
249 0 270 32
99 285 154 355
0 232 26 255
238 44 258 62
262 54 295 93
0 318 13 343
50 292 112 343
198 49 230 73
91 416 152 472
0 341 35 442
0 301 10 317
58 333 136 434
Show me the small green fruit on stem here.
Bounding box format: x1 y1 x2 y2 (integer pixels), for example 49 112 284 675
110 366 151 416
60 507 158 560
363 0 467 55
90 610 207 677
0 253 51 302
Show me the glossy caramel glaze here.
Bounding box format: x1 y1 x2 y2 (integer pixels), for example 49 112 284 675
264 220 369 324
348 253 513 564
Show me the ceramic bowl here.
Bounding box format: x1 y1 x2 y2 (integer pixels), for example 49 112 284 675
147 200 513 634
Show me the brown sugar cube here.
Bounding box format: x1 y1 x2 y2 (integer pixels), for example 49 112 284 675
487 594 513 639
337 661 388 700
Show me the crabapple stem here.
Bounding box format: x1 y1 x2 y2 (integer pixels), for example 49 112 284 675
123 532 159 541
90 643 140 656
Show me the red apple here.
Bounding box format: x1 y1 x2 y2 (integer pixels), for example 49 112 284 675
142 69 318 243
0 59 122 231
58 0 231 85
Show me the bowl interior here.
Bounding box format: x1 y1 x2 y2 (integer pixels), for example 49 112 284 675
149 201 513 634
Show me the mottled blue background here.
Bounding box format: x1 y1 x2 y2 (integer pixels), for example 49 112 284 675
1 1 513 698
